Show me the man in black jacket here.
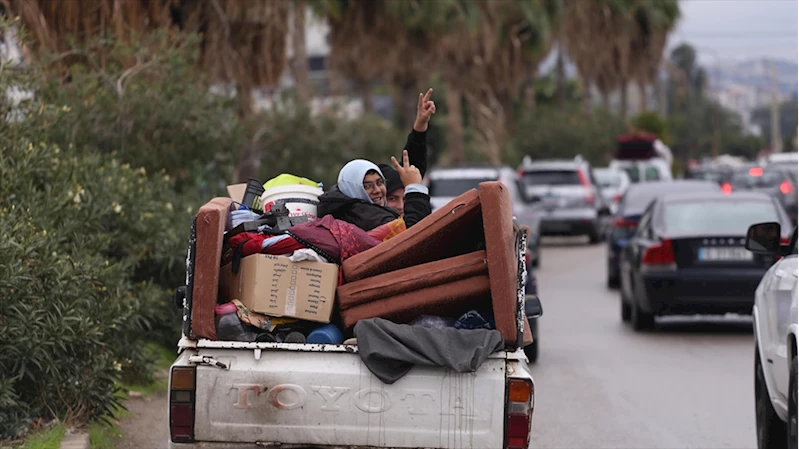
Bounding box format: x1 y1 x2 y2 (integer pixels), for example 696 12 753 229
317 90 436 231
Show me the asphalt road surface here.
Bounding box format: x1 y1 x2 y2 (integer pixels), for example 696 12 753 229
528 237 757 448
120 237 758 448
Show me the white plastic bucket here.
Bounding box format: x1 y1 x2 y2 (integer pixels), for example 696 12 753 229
259 184 324 220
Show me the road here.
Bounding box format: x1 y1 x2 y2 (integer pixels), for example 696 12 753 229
529 237 757 448
119 239 758 448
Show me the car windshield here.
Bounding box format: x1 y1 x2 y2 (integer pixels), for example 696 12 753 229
730 169 782 189
663 200 779 236
522 170 581 186
428 177 494 197
594 170 620 188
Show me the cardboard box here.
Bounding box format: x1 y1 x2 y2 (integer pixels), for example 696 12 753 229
220 254 338 323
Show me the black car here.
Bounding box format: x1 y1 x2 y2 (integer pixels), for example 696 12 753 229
607 180 719 288
619 191 794 331
725 166 798 225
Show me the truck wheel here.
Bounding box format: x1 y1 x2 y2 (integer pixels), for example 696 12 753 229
755 346 787 449
607 275 620 289
789 355 797 449
524 339 538 364
631 301 654 331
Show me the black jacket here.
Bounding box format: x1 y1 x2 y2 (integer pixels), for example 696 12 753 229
317 187 431 231
317 130 432 231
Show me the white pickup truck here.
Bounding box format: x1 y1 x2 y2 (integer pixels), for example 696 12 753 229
168 208 541 449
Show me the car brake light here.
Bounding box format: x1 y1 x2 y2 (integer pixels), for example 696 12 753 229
577 170 594 205
721 183 732 194
642 239 676 267
612 217 637 229
749 167 763 177
613 193 622 202
505 379 534 449
780 181 793 195
517 168 525 177
525 252 530 267
170 366 196 443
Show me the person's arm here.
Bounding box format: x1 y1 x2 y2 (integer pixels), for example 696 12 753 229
391 150 432 228
400 88 436 178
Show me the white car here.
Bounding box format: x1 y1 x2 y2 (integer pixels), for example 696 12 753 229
593 167 630 215
746 222 798 449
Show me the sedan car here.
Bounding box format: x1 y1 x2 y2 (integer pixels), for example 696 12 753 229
619 191 794 331
725 166 798 226
606 180 719 288
746 222 798 449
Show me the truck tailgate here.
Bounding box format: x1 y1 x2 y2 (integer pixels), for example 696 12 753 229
186 347 509 448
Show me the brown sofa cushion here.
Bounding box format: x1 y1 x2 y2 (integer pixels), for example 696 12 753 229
339 275 491 331
479 181 522 347
338 251 488 311
341 189 484 282
191 197 234 340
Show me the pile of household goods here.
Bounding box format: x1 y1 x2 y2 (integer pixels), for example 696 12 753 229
184 174 532 384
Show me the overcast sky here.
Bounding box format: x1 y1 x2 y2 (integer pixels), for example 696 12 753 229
669 0 798 64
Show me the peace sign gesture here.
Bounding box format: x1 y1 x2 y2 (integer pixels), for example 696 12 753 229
391 150 423 187
413 88 437 132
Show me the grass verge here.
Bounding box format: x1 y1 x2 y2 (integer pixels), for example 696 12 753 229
87 342 174 449
16 424 66 449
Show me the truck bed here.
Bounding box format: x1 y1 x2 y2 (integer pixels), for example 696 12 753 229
170 339 531 449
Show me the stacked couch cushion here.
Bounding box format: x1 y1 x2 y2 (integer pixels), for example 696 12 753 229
337 251 491 330
339 182 531 348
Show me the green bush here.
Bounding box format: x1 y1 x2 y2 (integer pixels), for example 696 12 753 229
507 106 628 167
251 105 406 188
0 138 192 438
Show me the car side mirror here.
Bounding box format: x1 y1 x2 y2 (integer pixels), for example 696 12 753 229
525 295 543 319
745 222 782 254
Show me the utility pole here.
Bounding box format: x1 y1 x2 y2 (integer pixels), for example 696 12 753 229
769 59 783 153
711 53 720 159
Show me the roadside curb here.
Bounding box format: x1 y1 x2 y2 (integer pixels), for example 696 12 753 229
60 431 89 449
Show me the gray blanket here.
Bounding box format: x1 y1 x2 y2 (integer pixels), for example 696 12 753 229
353 318 504 384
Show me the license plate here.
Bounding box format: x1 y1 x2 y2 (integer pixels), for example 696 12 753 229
697 247 753 261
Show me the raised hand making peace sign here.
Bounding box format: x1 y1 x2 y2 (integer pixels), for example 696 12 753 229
413 88 437 132
391 150 423 187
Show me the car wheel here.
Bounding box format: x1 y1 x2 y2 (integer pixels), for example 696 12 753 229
631 300 655 331
587 226 602 244
621 299 631 322
789 355 797 449
607 274 620 289
755 346 787 449
532 248 540 268
524 339 538 363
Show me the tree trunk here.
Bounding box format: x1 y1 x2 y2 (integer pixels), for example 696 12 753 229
556 44 566 109
403 83 417 131
580 74 593 117
360 78 373 114
523 67 536 112
656 75 667 118
446 87 464 165
638 80 647 113
601 90 610 112
619 81 628 119
290 0 311 105
233 82 258 183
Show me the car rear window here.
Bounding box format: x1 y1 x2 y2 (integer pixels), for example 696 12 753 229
428 178 494 197
620 183 719 216
522 170 581 186
730 169 782 189
663 201 779 236
594 170 620 188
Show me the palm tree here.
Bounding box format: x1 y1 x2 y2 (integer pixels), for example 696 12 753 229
627 0 680 113
3 0 291 182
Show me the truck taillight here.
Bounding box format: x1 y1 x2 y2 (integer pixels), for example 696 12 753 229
170 366 196 443
505 378 534 449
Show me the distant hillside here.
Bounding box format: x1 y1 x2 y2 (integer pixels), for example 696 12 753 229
714 58 797 97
